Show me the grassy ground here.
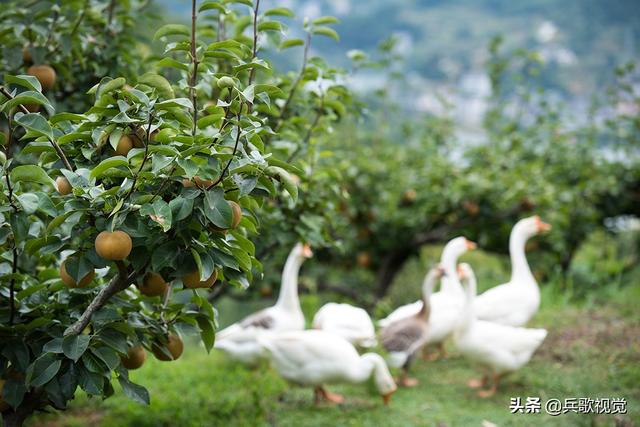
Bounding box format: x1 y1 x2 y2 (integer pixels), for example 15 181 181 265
28 281 639 427
26 236 640 426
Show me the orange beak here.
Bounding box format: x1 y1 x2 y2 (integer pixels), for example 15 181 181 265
382 391 394 405
465 239 477 250
302 244 313 258
535 216 552 232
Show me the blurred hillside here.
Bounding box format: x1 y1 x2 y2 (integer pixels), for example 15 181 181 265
159 0 638 91
158 0 639 130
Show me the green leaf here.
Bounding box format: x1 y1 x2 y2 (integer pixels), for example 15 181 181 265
190 248 203 279
257 21 283 32
312 26 340 41
98 77 126 97
1 91 52 113
140 199 173 231
153 24 190 39
197 316 215 352
240 85 255 103
228 0 252 6
265 7 294 17
27 353 61 387
199 1 227 13
169 197 194 222
118 375 150 405
2 377 27 408
10 165 55 187
138 73 175 99
267 166 298 202
203 188 233 228
152 241 180 272
16 193 39 213
62 334 91 362
13 113 54 139
90 156 129 179
156 98 194 110
156 57 189 71
280 38 304 49
43 338 64 354
233 58 271 73
312 16 340 25
50 112 88 125
4 74 42 92
91 347 120 371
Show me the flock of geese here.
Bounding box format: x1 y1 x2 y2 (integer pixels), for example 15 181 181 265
213 216 551 404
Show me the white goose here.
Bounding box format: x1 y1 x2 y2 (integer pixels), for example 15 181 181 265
258 330 397 405
214 243 312 365
474 216 551 326
453 263 547 397
312 303 377 348
380 266 444 386
378 236 476 358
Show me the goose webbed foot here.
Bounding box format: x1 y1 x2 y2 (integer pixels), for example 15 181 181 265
314 386 344 404
399 376 419 387
476 373 500 398
467 373 488 389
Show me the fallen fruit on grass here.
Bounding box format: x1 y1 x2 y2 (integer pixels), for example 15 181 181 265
60 260 95 288
151 334 183 361
140 272 169 297
121 346 147 370
95 230 133 261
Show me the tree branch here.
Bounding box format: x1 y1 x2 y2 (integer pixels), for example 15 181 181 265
123 113 153 201
287 95 324 162
70 0 90 37
190 0 199 137
107 0 117 26
206 110 242 189
275 32 311 132
64 262 135 336
247 0 261 86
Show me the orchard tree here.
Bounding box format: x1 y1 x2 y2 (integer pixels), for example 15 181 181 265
295 39 640 307
0 0 157 113
0 1 344 425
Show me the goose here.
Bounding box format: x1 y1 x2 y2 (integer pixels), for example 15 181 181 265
378 236 476 358
453 263 547 397
312 302 377 348
380 265 445 387
474 216 551 326
258 330 397 405
214 243 312 364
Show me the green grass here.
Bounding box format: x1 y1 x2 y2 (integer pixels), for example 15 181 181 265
28 281 640 427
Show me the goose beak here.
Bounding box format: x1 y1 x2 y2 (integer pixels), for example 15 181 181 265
535 217 552 232
382 391 395 405
302 244 313 258
465 240 477 250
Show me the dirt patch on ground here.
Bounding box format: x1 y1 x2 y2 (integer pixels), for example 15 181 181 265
538 308 640 364
28 408 104 427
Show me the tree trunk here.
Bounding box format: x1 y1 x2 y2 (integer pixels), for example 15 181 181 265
2 392 45 427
